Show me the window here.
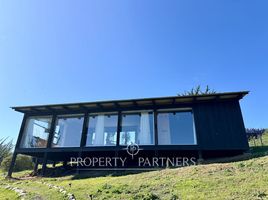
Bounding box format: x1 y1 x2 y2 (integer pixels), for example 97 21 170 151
86 114 118 146
20 116 52 148
52 114 84 147
120 111 154 145
157 111 196 145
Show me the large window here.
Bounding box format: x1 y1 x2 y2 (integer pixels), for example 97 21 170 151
52 114 84 147
20 116 52 148
120 111 154 145
157 111 196 145
86 114 118 146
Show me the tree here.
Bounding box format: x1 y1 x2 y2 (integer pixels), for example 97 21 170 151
246 128 266 146
178 85 216 96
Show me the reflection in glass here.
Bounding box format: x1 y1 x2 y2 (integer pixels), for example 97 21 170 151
157 111 196 145
120 112 154 145
20 116 52 148
86 114 118 146
52 115 84 147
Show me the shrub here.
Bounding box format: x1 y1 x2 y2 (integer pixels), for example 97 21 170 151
178 85 216 96
144 193 160 200
0 138 13 165
131 193 160 200
1 154 34 172
170 194 179 200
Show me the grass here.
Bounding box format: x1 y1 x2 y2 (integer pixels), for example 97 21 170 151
40 155 268 200
0 187 19 200
0 130 267 200
2 156 268 200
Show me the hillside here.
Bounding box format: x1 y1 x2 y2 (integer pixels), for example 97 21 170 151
1 131 268 200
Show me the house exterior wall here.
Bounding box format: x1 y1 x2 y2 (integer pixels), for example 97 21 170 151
193 100 248 150
14 99 249 154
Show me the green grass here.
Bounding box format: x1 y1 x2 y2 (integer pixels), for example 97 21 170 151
41 155 268 200
2 155 268 200
0 131 267 200
0 187 19 200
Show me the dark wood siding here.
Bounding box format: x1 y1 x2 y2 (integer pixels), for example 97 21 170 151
193 100 249 150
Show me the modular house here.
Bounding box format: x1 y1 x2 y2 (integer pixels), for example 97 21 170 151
7 91 249 176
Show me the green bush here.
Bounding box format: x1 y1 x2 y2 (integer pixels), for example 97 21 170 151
1 154 34 172
0 138 13 165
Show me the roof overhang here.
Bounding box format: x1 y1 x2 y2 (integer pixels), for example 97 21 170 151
11 91 249 114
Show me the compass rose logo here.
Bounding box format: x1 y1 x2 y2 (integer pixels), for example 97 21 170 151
125 143 141 159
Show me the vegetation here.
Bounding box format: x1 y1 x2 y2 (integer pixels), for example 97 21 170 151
0 131 267 200
246 128 266 146
1 155 33 172
178 85 216 96
0 138 13 166
0 187 19 200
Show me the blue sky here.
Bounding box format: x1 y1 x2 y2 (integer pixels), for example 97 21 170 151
0 1 267 142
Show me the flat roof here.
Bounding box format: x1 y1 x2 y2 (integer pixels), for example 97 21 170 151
11 91 249 114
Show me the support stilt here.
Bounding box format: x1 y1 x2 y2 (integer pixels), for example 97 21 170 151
33 158 39 175
7 152 17 178
41 153 48 176
63 160 67 169
197 150 204 164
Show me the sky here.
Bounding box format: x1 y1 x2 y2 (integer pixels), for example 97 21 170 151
0 0 267 142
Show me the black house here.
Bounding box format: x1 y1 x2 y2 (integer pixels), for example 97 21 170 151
8 91 249 176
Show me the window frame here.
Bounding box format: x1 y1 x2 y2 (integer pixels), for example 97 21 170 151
156 108 197 146
17 107 198 150
52 113 85 148
19 115 53 149
85 112 119 147
119 110 155 146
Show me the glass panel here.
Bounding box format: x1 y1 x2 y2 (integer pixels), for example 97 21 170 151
52 115 84 147
20 116 52 148
86 114 118 146
157 111 196 145
120 112 154 145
